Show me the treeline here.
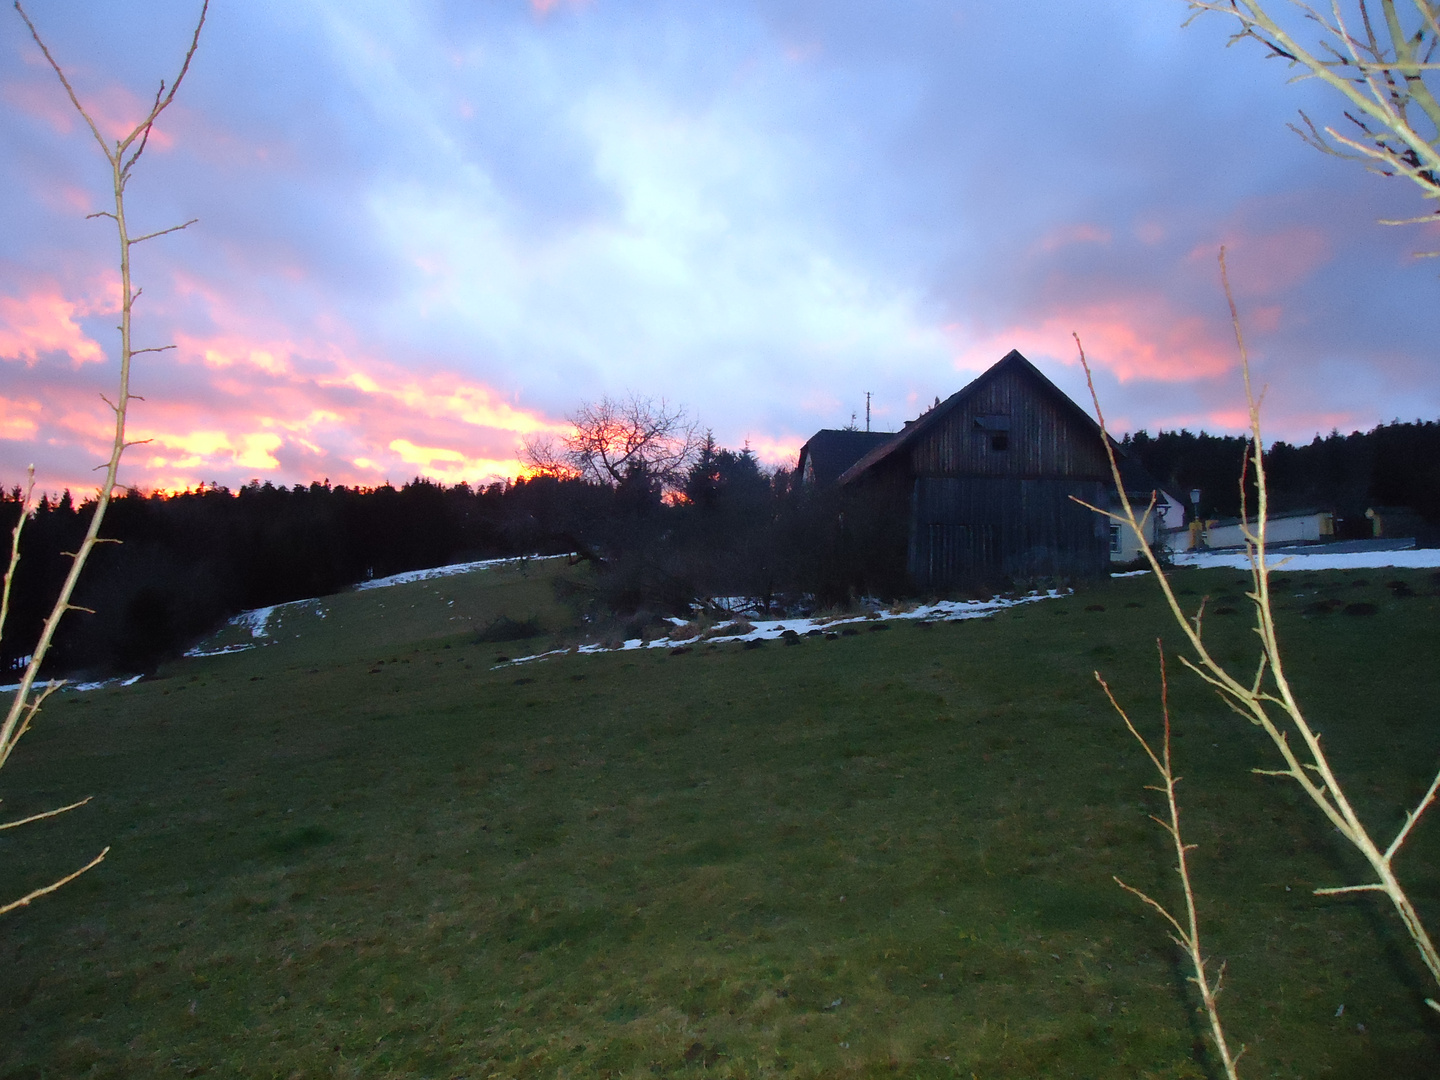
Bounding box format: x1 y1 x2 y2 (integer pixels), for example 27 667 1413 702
7 419 1435 677
0 443 905 678
1123 419 1440 532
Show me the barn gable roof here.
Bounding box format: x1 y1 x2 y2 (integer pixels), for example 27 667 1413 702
834 349 1169 499
835 350 1091 484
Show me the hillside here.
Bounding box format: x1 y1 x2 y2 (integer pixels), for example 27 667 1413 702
2 560 1438 1077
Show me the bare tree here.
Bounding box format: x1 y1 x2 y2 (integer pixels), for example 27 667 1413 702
1188 1 1440 243
1 1 209 915
523 394 701 492
1075 249 1440 1039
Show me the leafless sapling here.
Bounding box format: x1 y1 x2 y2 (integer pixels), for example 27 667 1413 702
1 1 209 915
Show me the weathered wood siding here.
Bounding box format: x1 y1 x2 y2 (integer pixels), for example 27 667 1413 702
908 477 1108 585
907 366 1111 480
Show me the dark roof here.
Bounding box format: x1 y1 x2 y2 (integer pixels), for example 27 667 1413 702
834 348 1168 497
797 429 896 486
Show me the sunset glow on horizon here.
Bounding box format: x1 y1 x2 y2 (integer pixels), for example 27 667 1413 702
3 1 1437 497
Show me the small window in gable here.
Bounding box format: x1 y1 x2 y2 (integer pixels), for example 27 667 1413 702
974 414 1010 451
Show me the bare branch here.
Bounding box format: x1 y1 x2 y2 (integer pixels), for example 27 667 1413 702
0 847 108 917
1384 768 1440 862
1188 0 1440 228
13 2 114 163
1105 642 1243 1079
1114 876 1190 942
0 468 34 649
0 795 93 831
1313 882 1388 896
130 219 198 245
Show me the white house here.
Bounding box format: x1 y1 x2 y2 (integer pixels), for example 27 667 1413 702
1167 510 1335 552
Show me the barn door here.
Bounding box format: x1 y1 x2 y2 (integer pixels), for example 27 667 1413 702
924 522 997 587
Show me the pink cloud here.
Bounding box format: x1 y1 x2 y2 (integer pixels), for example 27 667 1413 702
387 439 524 486
3 74 176 148
0 319 568 491
0 274 572 491
954 294 1236 384
744 434 803 469
1134 220 1166 246
0 283 110 366
530 0 590 15
1188 225 1332 295
2 77 79 136
0 397 41 441
1036 223 1112 253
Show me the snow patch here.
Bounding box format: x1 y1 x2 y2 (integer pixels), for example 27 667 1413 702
1173 549 1440 571
184 597 327 658
0 673 145 695
499 591 1066 668
355 553 572 591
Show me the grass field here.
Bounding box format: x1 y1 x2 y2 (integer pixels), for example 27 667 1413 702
2 561 1439 1078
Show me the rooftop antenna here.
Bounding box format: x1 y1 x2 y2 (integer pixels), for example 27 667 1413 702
865 391 872 432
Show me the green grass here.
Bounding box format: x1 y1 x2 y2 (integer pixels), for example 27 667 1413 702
2 565 1439 1078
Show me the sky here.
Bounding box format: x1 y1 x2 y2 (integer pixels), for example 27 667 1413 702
2 0 1437 494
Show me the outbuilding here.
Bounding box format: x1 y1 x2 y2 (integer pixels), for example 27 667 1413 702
819 349 1167 589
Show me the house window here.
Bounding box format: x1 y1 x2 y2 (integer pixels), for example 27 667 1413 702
990 433 1008 452
1109 523 1122 553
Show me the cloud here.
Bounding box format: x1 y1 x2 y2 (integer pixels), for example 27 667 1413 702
0 282 110 366
0 397 40 441
743 433 803 470
0 0 1434 497
387 438 523 486
530 0 591 16
2 71 176 148
1189 224 1332 295
1037 223 1113 253
952 294 1236 385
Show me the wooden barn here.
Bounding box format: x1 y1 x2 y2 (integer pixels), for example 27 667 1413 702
828 349 1157 588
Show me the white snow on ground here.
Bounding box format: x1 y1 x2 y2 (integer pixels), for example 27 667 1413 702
498 591 1068 668
183 553 568 658
184 598 328 658
70 674 144 691
1172 549 1440 571
235 605 279 638
0 673 143 694
354 553 571 591
24 546 1432 693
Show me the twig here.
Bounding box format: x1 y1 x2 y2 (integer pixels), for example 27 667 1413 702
0 795 92 831
1186 0 1440 244
0 468 34 648
0 847 108 917
1100 646 1243 1080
